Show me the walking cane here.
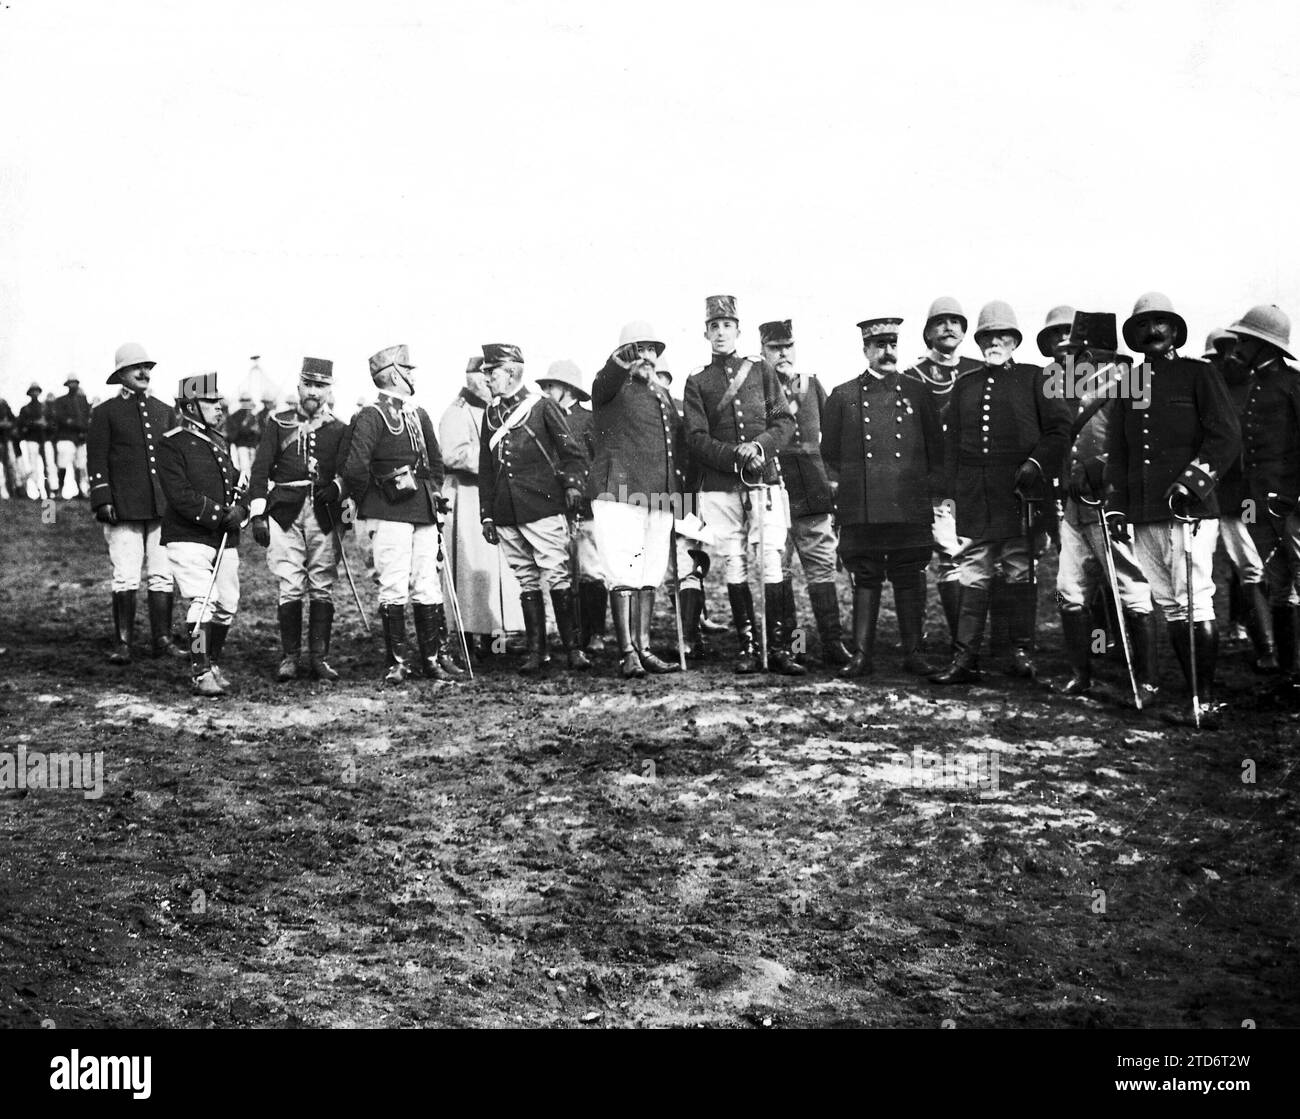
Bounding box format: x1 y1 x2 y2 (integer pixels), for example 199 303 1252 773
740 448 769 671
436 518 474 681
325 505 373 639
669 520 687 672
1171 496 1201 729
192 470 249 641
1081 495 1143 709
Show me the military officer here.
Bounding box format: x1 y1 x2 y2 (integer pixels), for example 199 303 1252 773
17 384 55 500
822 317 944 677
589 322 687 678
478 343 590 674
342 344 454 685
52 376 92 498
537 359 608 654
931 301 1071 685
683 294 799 675
87 342 182 663
157 372 247 697
761 319 850 668
1106 292 1241 720
249 357 353 682
227 392 264 478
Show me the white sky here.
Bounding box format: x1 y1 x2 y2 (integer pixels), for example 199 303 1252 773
2 0 1298 417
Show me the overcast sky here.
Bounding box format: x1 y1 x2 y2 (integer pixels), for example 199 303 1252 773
2 0 1298 416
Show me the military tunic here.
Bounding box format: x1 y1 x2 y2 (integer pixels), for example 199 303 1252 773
157 424 243 547
776 373 835 518
478 392 587 528
249 408 350 533
683 352 795 490
88 391 176 521
1240 357 1300 604
342 394 444 525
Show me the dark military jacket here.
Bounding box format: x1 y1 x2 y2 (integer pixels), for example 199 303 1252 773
775 372 835 518
226 406 264 449
822 369 944 527
249 408 351 533
0 399 14 444
946 361 1071 541
87 390 176 521
903 355 985 427
589 358 686 508
1239 357 1300 514
479 389 587 527
562 402 596 516
683 352 796 491
17 399 52 442
157 421 243 547
1216 369 1252 519
52 391 92 443
342 393 444 525
1106 354 1240 523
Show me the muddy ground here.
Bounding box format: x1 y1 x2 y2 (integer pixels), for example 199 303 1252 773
0 498 1296 1028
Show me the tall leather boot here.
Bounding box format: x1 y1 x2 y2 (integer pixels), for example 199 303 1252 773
379 603 412 684
632 587 677 673
893 571 931 675
108 590 136 664
519 590 550 674
1007 581 1038 678
679 587 706 662
766 582 806 676
1057 606 1093 696
433 603 468 678
780 578 804 664
988 572 1011 656
1126 610 1160 707
309 600 340 681
148 590 184 658
1193 619 1219 710
930 586 989 684
413 604 455 681
1243 583 1278 673
551 587 592 670
809 582 852 666
727 583 759 674
276 600 303 681
1274 605 1298 677
189 621 224 696
207 622 231 690
937 580 961 651
610 587 644 678
580 581 608 652
840 585 880 678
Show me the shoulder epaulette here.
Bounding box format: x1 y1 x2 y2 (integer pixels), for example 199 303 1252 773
745 355 762 364
271 409 299 427
162 426 184 438
689 365 706 376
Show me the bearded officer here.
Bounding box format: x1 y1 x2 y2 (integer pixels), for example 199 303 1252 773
761 318 850 668
157 372 247 697
931 301 1071 685
248 357 352 682
684 294 799 675
343 344 455 684
87 343 182 663
1107 293 1240 721
478 343 590 674
590 322 687 677
823 317 944 677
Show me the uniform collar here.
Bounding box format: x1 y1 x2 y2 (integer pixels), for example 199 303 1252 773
926 348 961 366
709 350 735 369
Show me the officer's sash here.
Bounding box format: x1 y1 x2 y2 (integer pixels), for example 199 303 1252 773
712 359 754 425
487 392 543 453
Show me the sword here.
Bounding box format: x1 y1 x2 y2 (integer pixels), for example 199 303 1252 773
326 504 372 639
1172 496 1201 728
1082 495 1142 709
669 519 687 671
436 513 473 681
740 448 768 671
192 469 249 639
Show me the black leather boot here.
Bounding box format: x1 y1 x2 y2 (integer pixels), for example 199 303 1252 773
840 585 880 678
1126 609 1159 707
413 603 457 681
893 571 931 675
148 590 184 658
937 580 960 651
610 587 645 678
580 581 608 652
1275 605 1298 677
433 603 468 678
931 586 989 684
1243 583 1278 672
766 582 806 676
780 578 805 664
809 582 852 666
1193 619 1219 709
108 590 136 664
277 600 303 681
552 587 592 670
679 587 706 661
1057 606 1093 696
632 587 677 673
189 621 224 696
207 622 231 690
379 603 412 684
727 583 759 674
1006 582 1038 678
309 600 339 681
989 572 1011 657
519 590 550 674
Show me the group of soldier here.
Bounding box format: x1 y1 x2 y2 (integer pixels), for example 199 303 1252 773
0 377 94 500
32 289 1300 726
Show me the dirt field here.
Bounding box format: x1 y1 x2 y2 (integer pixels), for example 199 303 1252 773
1 498 1297 1028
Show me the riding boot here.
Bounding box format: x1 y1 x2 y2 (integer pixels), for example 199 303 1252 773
779 578 805 664
1243 582 1278 673
625 587 675 673
379 603 412 684
840 585 880 678
189 621 224 696
1274 605 1298 677
207 622 231 690
937 580 961 651
988 572 1011 657
433 603 468 678
766 582 806 676
809 581 852 666
580 581 608 652
679 587 707 661
309 600 340 681
893 571 931 675
1126 609 1160 706
519 590 550 675
413 603 456 681
1057 606 1093 695
930 585 989 684
276 600 303 681
611 587 645 678
1193 619 1219 709
727 583 759 674
148 590 185 658
552 587 592 670
1006 582 1038 678
108 590 136 664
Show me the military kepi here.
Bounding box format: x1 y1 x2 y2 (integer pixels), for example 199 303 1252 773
705 294 738 324
369 344 413 378
300 357 333 384
759 320 793 345
177 372 221 401
482 343 524 367
857 317 903 340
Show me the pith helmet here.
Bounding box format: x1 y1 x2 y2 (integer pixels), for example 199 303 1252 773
109 341 156 385
973 301 1022 345
1037 304 1077 356
1122 292 1188 351
26 382 42 396
705 294 738 324
537 359 590 402
1227 304 1293 359
1202 328 1236 359
617 320 666 356
923 296 967 339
